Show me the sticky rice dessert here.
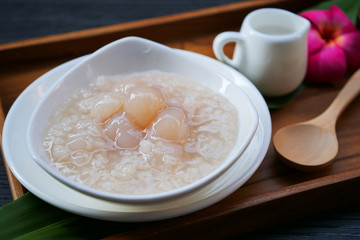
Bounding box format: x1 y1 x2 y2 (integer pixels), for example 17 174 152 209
42 70 238 195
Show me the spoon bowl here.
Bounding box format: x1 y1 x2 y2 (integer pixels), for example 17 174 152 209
274 69 360 171
274 122 338 171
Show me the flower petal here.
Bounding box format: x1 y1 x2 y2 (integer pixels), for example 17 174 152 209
328 5 357 36
300 8 331 33
336 31 360 71
300 5 358 41
306 43 347 83
307 26 326 54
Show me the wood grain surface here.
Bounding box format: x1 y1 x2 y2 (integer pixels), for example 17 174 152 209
0 98 26 200
1 0 360 239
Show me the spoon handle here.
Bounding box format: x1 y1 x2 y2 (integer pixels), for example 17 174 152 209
318 69 360 126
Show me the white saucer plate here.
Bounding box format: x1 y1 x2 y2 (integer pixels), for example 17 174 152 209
2 50 271 222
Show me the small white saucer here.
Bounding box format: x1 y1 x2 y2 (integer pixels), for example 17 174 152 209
2 50 271 222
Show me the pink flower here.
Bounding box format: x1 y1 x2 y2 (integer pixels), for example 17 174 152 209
300 5 360 83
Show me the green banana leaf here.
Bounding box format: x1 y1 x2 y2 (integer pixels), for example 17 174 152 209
265 83 306 109
0 193 137 239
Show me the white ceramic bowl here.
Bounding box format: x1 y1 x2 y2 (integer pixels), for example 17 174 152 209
26 37 258 204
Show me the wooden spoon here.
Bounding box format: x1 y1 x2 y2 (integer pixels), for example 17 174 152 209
273 69 360 171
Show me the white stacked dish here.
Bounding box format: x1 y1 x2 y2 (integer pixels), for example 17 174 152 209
2 37 271 222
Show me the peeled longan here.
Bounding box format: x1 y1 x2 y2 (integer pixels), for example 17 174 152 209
103 112 143 149
124 86 165 129
151 107 190 142
90 93 123 123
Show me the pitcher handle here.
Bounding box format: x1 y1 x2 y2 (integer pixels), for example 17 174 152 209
213 31 244 69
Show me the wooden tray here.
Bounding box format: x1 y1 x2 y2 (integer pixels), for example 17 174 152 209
1 0 360 238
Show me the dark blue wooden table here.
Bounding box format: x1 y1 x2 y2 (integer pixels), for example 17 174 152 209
1 1 360 239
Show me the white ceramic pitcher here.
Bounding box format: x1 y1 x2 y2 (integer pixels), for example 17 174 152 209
213 8 310 96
